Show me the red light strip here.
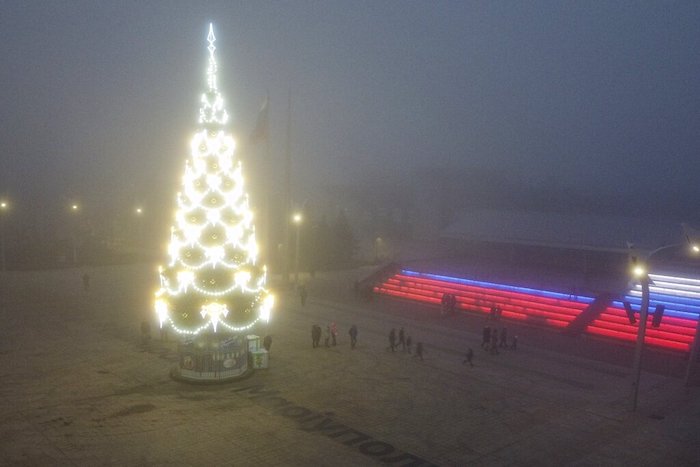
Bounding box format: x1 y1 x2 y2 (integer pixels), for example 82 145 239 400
378 275 586 324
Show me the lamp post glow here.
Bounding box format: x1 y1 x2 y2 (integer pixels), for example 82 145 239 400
293 213 302 287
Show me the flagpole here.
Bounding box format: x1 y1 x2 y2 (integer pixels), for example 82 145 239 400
263 91 271 271
284 91 292 285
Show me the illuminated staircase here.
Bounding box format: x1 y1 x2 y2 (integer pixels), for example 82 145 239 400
374 269 700 352
374 270 594 328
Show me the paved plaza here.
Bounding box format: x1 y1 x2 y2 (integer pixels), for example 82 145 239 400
1 263 699 466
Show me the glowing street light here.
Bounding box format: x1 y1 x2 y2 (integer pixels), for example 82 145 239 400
292 212 302 287
632 264 646 279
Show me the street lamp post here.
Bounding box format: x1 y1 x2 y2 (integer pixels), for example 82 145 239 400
630 272 650 412
70 203 79 264
292 213 302 287
630 241 697 411
685 317 700 387
135 206 144 248
0 200 8 271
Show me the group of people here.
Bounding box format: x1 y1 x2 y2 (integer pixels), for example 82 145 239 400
304 301 518 368
311 322 359 349
481 325 517 354
388 327 423 360
311 323 334 347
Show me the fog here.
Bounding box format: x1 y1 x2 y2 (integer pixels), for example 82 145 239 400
2 1 699 255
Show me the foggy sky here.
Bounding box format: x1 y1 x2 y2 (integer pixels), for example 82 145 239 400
1 1 699 223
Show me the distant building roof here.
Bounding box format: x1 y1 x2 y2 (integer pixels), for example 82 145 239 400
441 209 685 253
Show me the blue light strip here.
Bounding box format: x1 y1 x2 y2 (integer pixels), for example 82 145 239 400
402 270 594 303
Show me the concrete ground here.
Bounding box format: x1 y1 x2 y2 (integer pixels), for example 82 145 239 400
1 263 699 466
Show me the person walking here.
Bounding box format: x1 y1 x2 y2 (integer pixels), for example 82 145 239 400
388 328 396 352
406 335 413 354
263 334 272 358
463 347 474 367
490 328 499 355
349 324 358 349
312 324 321 348
398 327 406 351
299 285 308 307
441 293 449 316
324 324 331 347
482 325 491 349
414 342 424 360
330 322 338 346
499 327 508 348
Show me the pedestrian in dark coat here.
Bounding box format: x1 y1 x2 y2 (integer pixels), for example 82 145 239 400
330 322 338 346
490 328 499 354
406 335 413 354
349 325 358 349
263 335 272 353
299 285 308 306
449 294 457 314
482 326 491 349
415 342 424 360
463 347 474 367
312 324 321 348
389 328 396 352
398 327 406 351
499 327 508 348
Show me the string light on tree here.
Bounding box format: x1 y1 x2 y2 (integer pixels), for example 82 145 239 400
155 23 273 336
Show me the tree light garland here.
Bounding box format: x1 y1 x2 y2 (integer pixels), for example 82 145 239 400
155 23 273 335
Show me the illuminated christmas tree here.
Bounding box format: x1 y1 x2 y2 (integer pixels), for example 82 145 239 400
155 24 273 345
